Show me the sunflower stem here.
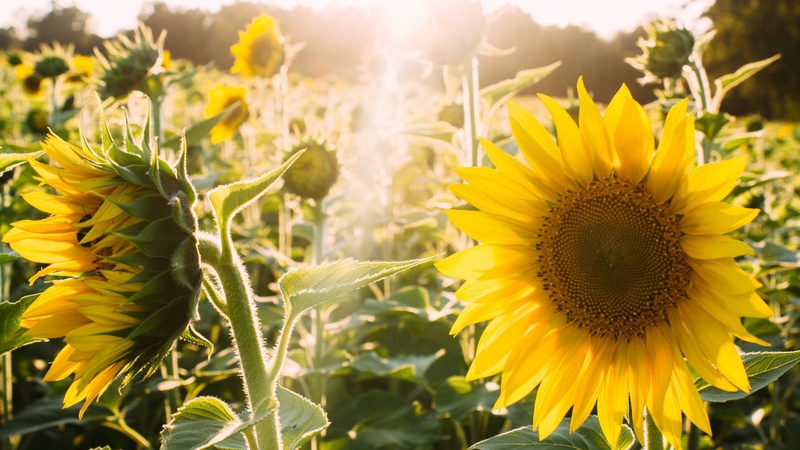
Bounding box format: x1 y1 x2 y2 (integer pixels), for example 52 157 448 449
462 55 481 169
309 201 327 450
1 186 12 450
687 422 700 450
644 408 664 450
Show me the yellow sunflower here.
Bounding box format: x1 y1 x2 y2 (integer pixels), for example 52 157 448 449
3 117 202 417
436 78 770 448
204 84 249 143
230 13 285 79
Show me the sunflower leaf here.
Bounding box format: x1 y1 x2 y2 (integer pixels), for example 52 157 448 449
279 256 436 321
0 151 44 174
696 350 800 402
278 385 329 450
208 151 304 235
480 61 562 108
0 295 44 356
160 396 247 450
161 100 243 151
714 54 781 99
470 417 634 449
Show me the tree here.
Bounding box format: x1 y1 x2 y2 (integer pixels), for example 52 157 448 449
23 4 101 54
703 0 800 119
139 2 212 65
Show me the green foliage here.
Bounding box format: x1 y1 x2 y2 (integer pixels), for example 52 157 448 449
470 418 635 450
277 386 328 450
697 351 800 402
160 396 252 450
0 295 42 355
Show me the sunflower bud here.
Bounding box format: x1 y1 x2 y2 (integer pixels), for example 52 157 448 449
7 52 23 67
95 24 163 100
3 109 202 417
282 140 339 201
34 43 72 79
230 13 285 79
25 108 49 134
204 84 249 143
628 19 695 82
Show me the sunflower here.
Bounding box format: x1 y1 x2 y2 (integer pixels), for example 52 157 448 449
3 115 202 417
230 13 285 79
436 78 770 448
204 84 249 143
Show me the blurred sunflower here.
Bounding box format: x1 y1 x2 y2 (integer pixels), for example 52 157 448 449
436 78 769 448
15 63 44 97
204 84 249 143
95 24 163 100
230 13 285 78
3 116 202 417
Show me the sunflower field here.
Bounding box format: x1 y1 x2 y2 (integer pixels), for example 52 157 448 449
0 2 799 450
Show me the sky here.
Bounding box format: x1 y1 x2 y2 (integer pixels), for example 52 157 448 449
0 0 712 39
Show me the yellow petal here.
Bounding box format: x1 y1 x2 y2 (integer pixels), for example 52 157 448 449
577 77 613 178
44 345 80 381
570 337 613 433
467 302 541 379
681 234 755 259
686 287 769 346
539 93 593 186
534 328 587 436
25 311 90 338
596 340 629 448
480 137 565 200
627 337 650 443
669 309 738 392
671 156 747 215
613 96 654 184
689 257 761 295
680 202 759 235
692 274 772 318
21 192 91 216
445 210 535 246
648 107 693 203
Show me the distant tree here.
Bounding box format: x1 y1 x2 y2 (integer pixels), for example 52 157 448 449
139 2 212 65
481 7 653 105
703 0 800 119
23 4 101 54
0 26 21 51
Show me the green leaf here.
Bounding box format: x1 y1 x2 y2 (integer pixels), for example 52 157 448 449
0 252 19 265
0 396 101 439
161 100 241 151
714 54 781 98
0 295 43 356
697 350 800 402
695 112 731 142
160 396 246 450
350 350 444 387
471 417 634 450
0 150 44 174
181 324 214 354
480 62 562 108
278 386 329 450
208 152 304 234
279 256 436 320
434 376 500 421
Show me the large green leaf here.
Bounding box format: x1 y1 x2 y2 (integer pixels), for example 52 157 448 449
470 417 634 450
0 252 19 266
714 54 781 98
0 295 43 356
0 150 44 174
350 350 444 387
278 386 329 450
697 350 800 402
160 396 247 450
279 256 435 320
434 376 500 421
208 152 303 233
480 62 562 108
0 396 100 439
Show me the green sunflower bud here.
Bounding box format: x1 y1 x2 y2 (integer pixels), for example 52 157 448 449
282 140 339 201
34 43 73 79
25 108 49 134
95 23 164 100
628 19 695 82
7 52 23 67
3 104 202 417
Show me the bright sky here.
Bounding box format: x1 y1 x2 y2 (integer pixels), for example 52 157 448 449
0 0 712 39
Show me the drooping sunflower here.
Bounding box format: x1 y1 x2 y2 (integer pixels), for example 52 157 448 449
204 84 249 143
230 13 285 79
436 78 770 448
3 112 202 417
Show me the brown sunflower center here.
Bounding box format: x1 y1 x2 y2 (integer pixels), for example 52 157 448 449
250 34 281 69
536 177 690 339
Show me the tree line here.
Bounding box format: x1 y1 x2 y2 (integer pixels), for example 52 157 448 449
1 0 795 120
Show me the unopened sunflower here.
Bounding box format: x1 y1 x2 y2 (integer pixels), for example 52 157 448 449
436 78 769 448
3 114 202 417
230 13 285 79
204 84 249 143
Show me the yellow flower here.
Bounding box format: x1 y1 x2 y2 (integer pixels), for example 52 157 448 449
230 13 285 78
436 78 769 449
15 63 44 97
72 54 95 78
204 84 249 143
3 117 202 417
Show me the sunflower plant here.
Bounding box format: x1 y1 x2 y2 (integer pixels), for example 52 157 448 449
0 99 430 449
438 78 800 450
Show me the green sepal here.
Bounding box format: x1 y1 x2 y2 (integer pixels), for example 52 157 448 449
172 191 200 235
116 217 185 259
106 251 171 274
208 151 304 234
0 295 45 356
123 271 179 308
176 134 197 204
0 151 45 174
108 158 156 191
181 324 214 355
106 192 172 222
171 236 202 291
